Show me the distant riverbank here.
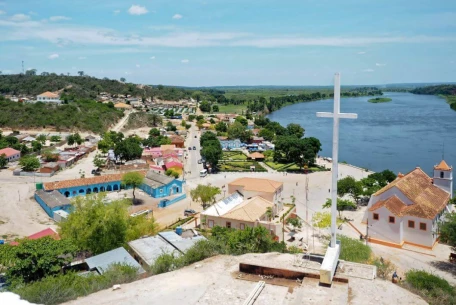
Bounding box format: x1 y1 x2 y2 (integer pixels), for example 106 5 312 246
368 97 392 103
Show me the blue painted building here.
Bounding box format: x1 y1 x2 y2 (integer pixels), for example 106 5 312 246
35 189 72 218
140 171 183 198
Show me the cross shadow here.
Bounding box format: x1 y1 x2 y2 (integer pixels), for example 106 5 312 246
429 260 456 277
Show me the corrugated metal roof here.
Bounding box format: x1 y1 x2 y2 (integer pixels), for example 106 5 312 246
85 247 145 274
168 236 206 253
36 190 71 208
128 236 177 266
201 192 244 217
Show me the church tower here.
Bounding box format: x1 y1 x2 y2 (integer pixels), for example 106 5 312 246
433 160 453 198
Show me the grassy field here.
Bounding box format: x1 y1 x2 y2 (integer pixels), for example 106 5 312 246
368 97 392 103
216 104 248 114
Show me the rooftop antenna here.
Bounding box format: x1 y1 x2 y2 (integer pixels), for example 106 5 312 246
22 61 24 74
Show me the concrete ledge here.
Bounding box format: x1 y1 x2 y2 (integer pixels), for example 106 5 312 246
320 243 340 285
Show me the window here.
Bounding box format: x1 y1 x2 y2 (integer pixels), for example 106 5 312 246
208 220 214 228
440 171 444 178
240 223 245 230
389 216 395 224
373 213 379 220
160 189 163 193
226 222 231 228
420 222 427 231
408 220 415 228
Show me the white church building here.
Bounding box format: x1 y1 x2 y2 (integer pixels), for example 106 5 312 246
363 160 453 250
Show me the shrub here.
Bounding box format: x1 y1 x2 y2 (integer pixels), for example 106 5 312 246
403 270 456 305
287 245 303 254
14 264 139 305
370 257 395 279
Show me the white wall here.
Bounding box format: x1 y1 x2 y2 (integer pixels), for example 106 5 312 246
363 186 413 223
368 206 403 245
402 216 434 247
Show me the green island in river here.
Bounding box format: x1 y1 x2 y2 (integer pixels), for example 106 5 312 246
368 97 392 103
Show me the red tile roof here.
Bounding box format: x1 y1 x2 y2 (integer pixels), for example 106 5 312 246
435 160 452 171
10 228 60 246
38 91 59 98
371 168 450 219
0 147 20 158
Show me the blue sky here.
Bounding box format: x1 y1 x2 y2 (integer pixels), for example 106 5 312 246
0 0 455 86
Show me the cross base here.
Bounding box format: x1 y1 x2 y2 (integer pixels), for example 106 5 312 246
319 240 340 285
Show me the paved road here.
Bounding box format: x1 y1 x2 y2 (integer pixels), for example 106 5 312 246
184 124 204 180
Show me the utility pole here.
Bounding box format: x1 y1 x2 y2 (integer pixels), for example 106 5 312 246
22 61 24 74
305 174 309 247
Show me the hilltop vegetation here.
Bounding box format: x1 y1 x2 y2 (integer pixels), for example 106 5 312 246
0 96 123 133
411 84 456 111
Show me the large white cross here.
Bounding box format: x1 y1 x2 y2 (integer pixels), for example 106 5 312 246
317 73 357 248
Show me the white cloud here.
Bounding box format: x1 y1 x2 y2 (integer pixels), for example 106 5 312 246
136 64 140 68
375 63 386 66
125 72 131 75
128 5 148 15
362 68 374 72
0 10 5 15
172 14 183 20
10 14 30 22
181 59 189 63
357 51 366 54
113 10 121 15
48 53 59 59
49 16 71 22
78 56 86 60
150 56 155 59
28 11 37 16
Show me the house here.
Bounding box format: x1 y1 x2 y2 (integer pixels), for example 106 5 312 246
39 162 60 174
0 147 21 162
200 192 283 240
13 134 29 142
219 138 242 150
37 91 61 103
363 161 453 249
140 171 183 198
9 228 60 246
249 152 265 161
228 177 283 203
169 135 185 148
35 189 72 217
252 129 261 136
252 136 264 144
22 136 36 142
164 160 183 170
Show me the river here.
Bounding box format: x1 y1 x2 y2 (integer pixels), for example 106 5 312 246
267 92 456 175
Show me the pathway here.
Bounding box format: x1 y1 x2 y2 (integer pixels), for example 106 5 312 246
259 161 277 173
112 109 135 132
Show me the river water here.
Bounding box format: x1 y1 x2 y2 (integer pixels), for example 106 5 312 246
267 92 456 175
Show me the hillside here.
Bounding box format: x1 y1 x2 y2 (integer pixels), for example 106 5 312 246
0 96 123 133
411 84 456 111
0 74 200 101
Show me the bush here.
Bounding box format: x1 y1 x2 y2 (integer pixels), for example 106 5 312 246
402 270 456 305
370 257 395 279
287 245 303 254
337 235 371 263
14 264 139 305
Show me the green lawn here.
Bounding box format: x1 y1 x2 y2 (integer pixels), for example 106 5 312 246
222 151 247 160
216 104 248 114
219 161 267 172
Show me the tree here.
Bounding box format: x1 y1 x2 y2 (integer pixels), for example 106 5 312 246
254 116 270 127
286 123 304 138
19 155 40 171
201 140 222 168
93 153 105 169
165 169 179 178
323 198 357 217
188 114 196 121
181 119 187 127
121 172 144 203
235 116 248 126
0 237 78 285
31 140 42 152
190 184 221 209
73 133 83 145
199 101 211 112
192 91 203 103
120 77 126 82
439 212 456 251
286 217 302 228
59 194 157 254
78 71 84 76
114 137 143 162
42 149 59 162
212 104 219 112
258 128 274 141
215 121 228 132
200 131 218 146
338 176 364 203
25 69 37 76
196 118 205 129
265 207 274 221
50 135 61 142
36 134 47 144
0 154 7 168
149 128 160 137
227 121 246 140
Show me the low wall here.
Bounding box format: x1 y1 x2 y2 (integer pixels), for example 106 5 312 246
159 194 187 208
14 170 54 177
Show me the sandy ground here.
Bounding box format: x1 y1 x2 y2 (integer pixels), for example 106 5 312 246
63 253 427 305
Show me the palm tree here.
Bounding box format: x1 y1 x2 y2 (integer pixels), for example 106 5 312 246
265 207 274 221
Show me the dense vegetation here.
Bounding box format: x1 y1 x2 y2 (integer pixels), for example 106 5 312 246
124 112 162 130
403 270 456 305
0 96 123 133
368 97 392 103
411 84 456 111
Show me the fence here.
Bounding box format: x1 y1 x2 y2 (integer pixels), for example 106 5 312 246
159 193 187 208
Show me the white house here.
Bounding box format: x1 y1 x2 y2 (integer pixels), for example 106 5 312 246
36 91 61 104
363 161 452 250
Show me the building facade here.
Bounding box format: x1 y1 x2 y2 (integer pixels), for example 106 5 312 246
0 147 21 162
37 91 61 103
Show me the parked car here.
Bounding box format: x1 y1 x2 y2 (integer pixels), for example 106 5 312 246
188 147 192 150
184 209 196 216
193 146 196 150
194 135 197 138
